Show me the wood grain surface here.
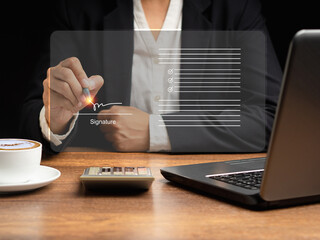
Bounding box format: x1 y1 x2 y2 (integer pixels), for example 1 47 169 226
0 151 319 240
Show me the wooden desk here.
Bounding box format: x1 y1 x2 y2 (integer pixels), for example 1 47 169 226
1 152 319 239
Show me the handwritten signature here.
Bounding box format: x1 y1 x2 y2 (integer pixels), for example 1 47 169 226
90 101 123 111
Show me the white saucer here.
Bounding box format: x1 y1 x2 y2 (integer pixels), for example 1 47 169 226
0 166 61 193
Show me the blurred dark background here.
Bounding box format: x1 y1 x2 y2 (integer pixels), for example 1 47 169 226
0 1 319 138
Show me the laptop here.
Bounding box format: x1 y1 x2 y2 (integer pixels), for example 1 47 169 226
160 30 320 209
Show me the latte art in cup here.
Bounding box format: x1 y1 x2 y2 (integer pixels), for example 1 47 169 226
0 139 42 184
0 139 40 150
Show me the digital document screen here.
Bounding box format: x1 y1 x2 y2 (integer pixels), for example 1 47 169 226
50 31 266 152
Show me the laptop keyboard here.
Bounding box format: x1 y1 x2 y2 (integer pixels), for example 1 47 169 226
208 170 264 190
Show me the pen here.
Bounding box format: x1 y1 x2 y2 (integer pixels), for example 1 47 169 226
83 88 91 99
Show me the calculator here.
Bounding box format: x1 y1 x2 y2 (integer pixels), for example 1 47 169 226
80 167 154 190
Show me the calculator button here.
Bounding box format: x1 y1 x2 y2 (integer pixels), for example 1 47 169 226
113 167 123 175
101 167 111 175
137 167 148 175
88 167 100 175
125 167 136 175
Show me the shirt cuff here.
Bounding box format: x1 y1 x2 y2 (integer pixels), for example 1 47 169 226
39 106 78 146
149 114 172 152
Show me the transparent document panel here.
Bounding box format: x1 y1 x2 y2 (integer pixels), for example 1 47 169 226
50 31 266 152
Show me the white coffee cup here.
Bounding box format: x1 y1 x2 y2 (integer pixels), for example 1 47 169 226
0 139 42 184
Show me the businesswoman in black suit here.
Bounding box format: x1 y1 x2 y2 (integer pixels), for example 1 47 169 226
20 0 282 153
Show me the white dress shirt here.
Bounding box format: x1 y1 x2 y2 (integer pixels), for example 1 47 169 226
39 0 183 151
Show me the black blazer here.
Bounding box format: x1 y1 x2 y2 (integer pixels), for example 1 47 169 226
20 0 282 153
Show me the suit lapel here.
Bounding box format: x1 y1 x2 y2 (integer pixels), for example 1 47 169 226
182 0 213 30
102 0 134 105
103 0 134 30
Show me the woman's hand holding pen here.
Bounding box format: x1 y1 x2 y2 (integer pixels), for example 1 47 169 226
43 57 104 134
